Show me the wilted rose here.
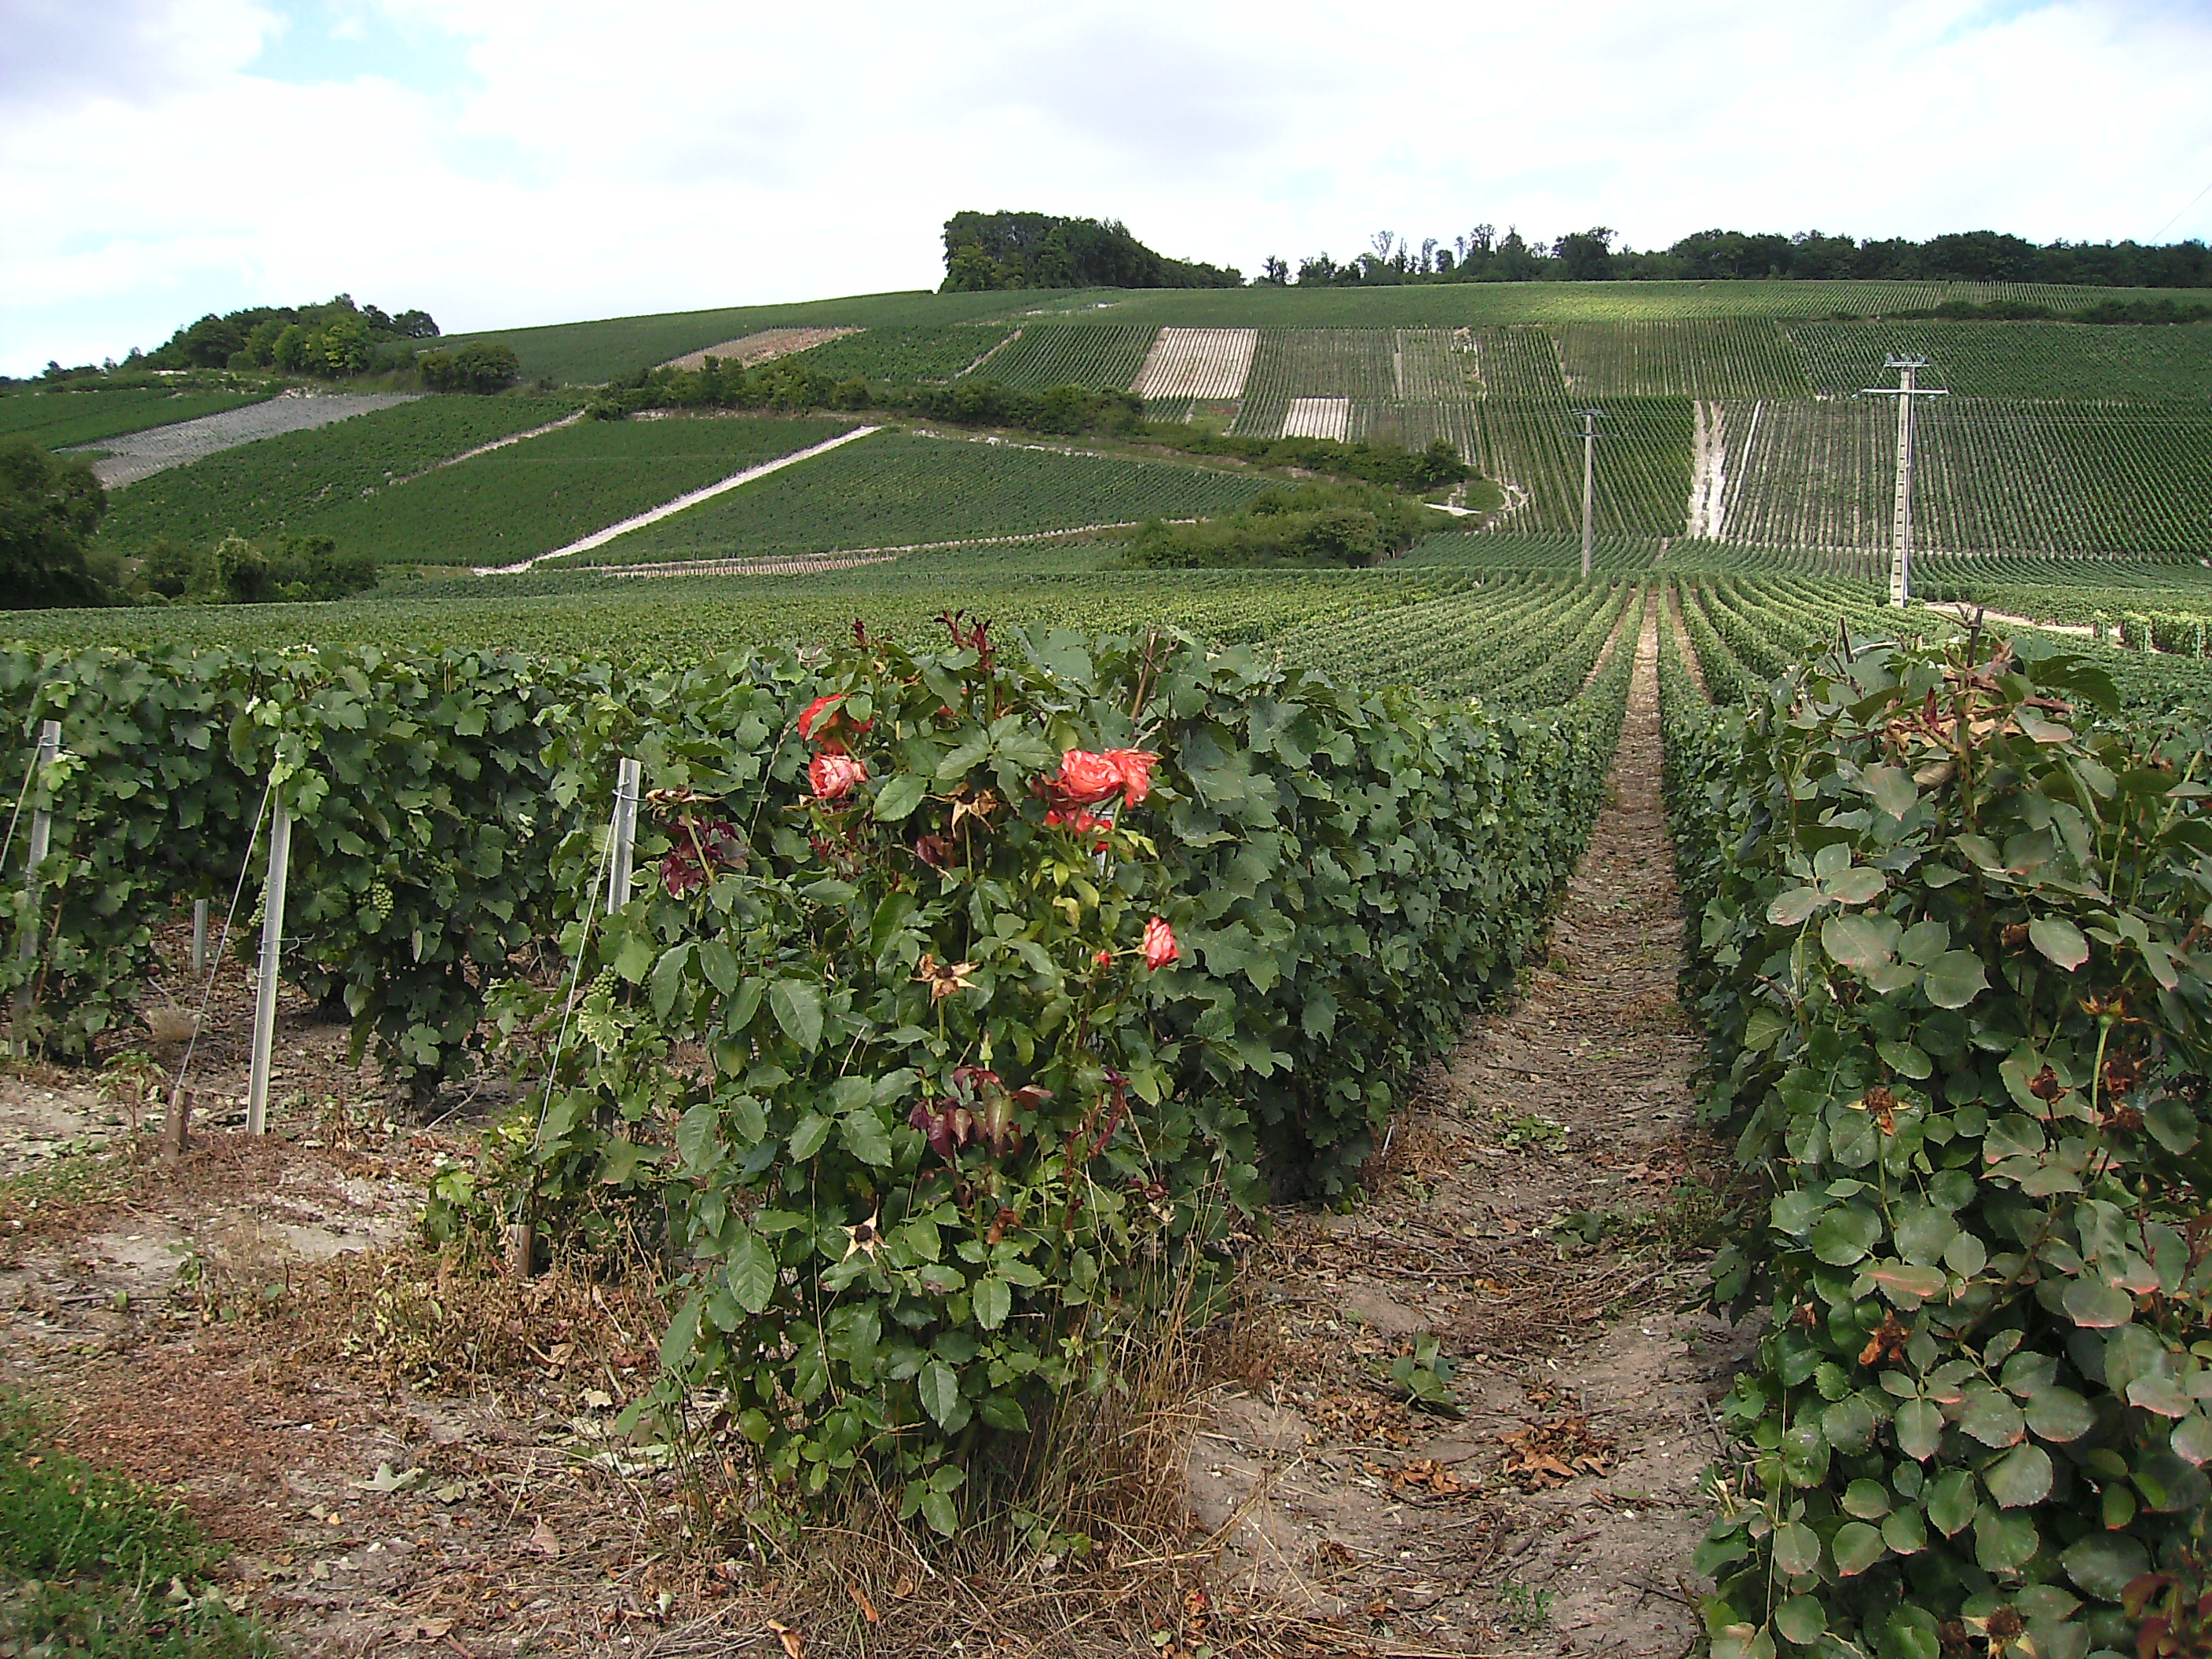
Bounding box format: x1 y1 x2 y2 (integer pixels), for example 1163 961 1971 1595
1143 917 1178 971
809 750 867 801
908 1099 975 1161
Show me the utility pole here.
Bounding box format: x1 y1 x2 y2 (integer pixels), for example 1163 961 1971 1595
1574 409 1604 580
1862 357 1947 607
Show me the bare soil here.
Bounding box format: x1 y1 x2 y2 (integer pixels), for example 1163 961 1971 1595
1185 602 1747 1655
660 328 861 373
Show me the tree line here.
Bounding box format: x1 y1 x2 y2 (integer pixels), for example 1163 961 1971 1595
1257 226 2212 291
940 211 1240 292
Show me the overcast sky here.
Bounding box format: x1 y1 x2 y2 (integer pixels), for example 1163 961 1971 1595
5 0 2210 375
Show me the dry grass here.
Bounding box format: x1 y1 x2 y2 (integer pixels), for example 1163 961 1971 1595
630 1258 1346 1659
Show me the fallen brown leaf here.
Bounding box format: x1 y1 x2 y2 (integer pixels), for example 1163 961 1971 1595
848 1583 879 1624
527 1518 560 1559
768 1619 804 1659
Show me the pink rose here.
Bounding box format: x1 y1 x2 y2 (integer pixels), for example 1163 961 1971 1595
1143 917 1179 971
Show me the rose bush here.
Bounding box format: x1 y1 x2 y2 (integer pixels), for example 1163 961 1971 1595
499 607 1634 1525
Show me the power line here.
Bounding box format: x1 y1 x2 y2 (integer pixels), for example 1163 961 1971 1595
2151 170 2212 244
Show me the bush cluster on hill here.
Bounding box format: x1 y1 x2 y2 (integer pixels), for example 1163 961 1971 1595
144 293 440 376
1122 480 1437 568
416 340 522 393
939 211 1240 292
1886 296 2212 325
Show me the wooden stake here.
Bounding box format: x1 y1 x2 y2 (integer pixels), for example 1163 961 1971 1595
504 1222 536 1279
607 756 642 910
163 1088 193 1159
191 898 209 978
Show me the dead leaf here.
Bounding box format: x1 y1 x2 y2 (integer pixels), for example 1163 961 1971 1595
528 1518 560 1559
412 1618 453 1639
848 1584 879 1624
1497 1414 1617 1491
767 1619 804 1659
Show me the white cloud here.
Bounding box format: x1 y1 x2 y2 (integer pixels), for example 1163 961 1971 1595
2 0 2209 375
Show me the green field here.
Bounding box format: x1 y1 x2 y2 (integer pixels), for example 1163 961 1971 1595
467 280 2210 388
300 413 857 566
790 324 1015 383
25 531 2212 709
568 429 1280 566
96 394 584 553
473 290 1032 385
0 385 272 450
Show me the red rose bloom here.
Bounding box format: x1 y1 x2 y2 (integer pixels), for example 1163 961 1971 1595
797 693 872 751
1051 749 1123 806
1143 917 1179 971
809 750 867 801
1104 749 1157 806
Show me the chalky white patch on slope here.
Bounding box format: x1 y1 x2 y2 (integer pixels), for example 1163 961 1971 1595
1281 397 1350 441
72 392 420 489
1686 399 1727 540
1131 328 1257 401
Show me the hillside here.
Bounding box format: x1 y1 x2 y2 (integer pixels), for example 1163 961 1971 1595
21 276 2208 599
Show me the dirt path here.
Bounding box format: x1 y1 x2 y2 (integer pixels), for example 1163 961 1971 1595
1191 595 1745 1654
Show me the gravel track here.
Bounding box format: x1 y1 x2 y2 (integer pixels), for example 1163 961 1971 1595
75 392 420 489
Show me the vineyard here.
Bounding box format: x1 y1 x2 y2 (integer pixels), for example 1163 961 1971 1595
11 267 2212 1657
9 543 2212 1654
965 324 1156 391
774 324 1015 384
553 430 1279 567
1656 588 2212 1659
0 384 271 450
62 297 2209 583
95 394 584 553
458 279 2203 390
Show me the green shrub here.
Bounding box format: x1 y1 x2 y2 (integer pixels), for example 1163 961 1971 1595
1122 481 1435 569
1665 628 2212 1659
